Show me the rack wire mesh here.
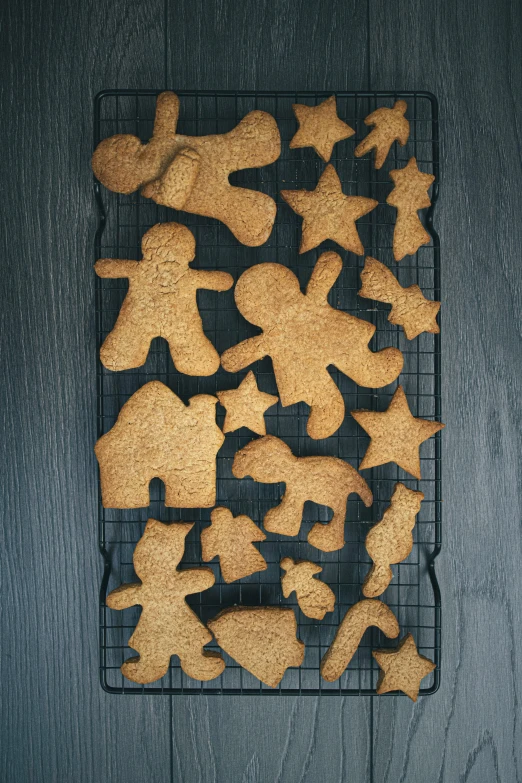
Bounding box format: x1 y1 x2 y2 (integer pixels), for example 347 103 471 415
94 90 441 695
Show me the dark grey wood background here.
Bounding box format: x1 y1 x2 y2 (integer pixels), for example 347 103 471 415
2 0 521 780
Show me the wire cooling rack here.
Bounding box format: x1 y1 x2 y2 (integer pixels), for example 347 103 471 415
94 90 441 695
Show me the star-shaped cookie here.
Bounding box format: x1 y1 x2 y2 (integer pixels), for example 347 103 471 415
351 385 444 479
372 633 436 701
289 95 355 162
217 371 278 435
281 165 377 254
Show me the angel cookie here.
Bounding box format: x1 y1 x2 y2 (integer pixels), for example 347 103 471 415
96 223 233 373
221 252 403 439
92 91 280 246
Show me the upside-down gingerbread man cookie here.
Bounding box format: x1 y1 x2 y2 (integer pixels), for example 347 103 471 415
232 436 373 552
358 256 440 340
106 519 225 683
363 483 424 598
386 157 435 260
92 91 281 246
355 100 409 169
221 252 403 439
289 95 355 162
280 558 336 620
96 223 233 373
201 507 267 583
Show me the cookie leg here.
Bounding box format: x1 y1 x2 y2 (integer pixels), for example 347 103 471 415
179 649 225 681
168 328 220 376
209 186 277 247
307 379 345 440
100 322 154 371
337 345 403 389
307 499 347 552
121 653 170 684
264 490 304 537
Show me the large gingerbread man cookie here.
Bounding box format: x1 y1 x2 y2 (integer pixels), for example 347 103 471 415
96 223 233 374
221 252 404 439
92 91 281 246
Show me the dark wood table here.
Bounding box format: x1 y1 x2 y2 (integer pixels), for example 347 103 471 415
2 1 521 780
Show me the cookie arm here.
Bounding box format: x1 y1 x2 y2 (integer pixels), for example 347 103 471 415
95 259 139 279
221 335 267 373
106 582 142 610
153 91 180 137
306 252 343 303
196 270 234 292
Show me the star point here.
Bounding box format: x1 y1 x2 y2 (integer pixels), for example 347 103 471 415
281 165 377 255
373 633 436 701
351 385 444 479
290 95 355 162
217 371 278 435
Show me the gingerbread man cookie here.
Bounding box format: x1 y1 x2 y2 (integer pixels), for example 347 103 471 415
352 385 444 480
221 253 403 439
363 483 424 598
373 633 436 701
106 519 225 683
95 381 224 508
386 157 435 260
232 436 373 552
201 507 267 583
92 91 281 246
280 558 336 620
358 256 440 340
355 100 409 169
96 223 233 373
281 165 377 254
289 95 355 162
216 371 278 435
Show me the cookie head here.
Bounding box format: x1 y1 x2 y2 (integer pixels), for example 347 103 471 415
232 435 293 481
92 134 146 194
133 520 194 579
234 263 301 327
141 222 196 264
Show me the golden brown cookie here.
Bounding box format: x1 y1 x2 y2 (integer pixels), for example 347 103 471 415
96 223 233 373
94 381 224 508
320 599 399 682
208 607 304 687
280 557 336 620
92 91 281 247
351 385 445 480
363 483 424 598
358 256 440 340
386 157 435 260
106 519 225 684
200 506 267 583
232 435 372 552
281 164 377 254
289 95 355 162
221 253 403 440
216 371 278 435
354 100 409 169
373 633 436 701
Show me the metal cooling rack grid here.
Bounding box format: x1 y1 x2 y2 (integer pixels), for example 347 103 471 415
94 90 441 695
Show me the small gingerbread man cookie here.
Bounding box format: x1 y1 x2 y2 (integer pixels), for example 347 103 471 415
201 507 267 583
386 157 435 261
216 371 278 435
355 100 409 169
289 95 355 162
280 558 336 620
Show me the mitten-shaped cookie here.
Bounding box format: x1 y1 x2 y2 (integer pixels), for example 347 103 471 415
106 520 225 683
96 223 233 374
221 253 403 439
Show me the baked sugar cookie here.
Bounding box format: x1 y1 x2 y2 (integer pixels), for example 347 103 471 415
201 507 267 583
289 95 355 162
355 100 409 169
280 558 335 620
216 371 278 435
373 633 436 701
386 157 435 261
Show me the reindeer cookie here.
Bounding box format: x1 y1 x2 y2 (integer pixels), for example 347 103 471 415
280 558 336 620
232 436 373 552
92 91 281 246
358 256 440 340
221 253 403 439
363 483 424 598
96 223 233 373
355 100 409 169
386 157 435 260
94 381 224 508
201 507 267 583
106 520 225 683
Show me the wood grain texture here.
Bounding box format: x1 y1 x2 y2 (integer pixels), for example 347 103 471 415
370 0 522 781
0 0 171 781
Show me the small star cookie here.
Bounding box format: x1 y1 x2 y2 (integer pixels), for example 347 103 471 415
281 165 377 254
355 100 409 169
358 256 440 340
217 371 278 435
201 507 267 583
373 633 436 701
387 157 435 261
289 95 355 162
351 385 444 480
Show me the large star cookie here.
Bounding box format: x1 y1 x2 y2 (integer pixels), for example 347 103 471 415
217 371 278 435
289 95 355 162
281 165 377 254
373 633 436 701
351 385 444 480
